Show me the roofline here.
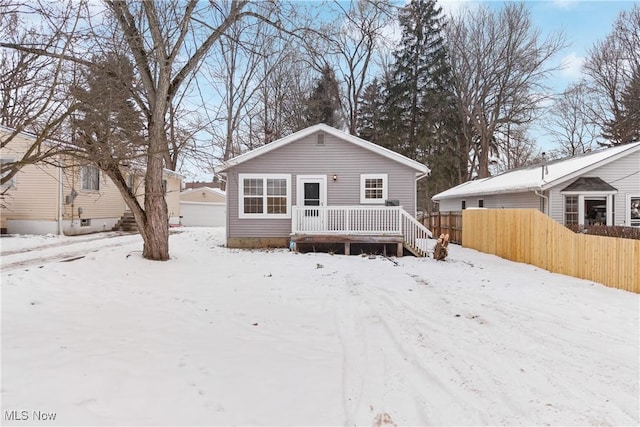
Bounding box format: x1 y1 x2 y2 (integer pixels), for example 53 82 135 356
180 186 225 196
217 124 430 174
0 124 60 148
540 142 640 190
432 141 640 200
432 186 538 200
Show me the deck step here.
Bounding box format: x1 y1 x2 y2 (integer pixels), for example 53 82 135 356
403 243 427 257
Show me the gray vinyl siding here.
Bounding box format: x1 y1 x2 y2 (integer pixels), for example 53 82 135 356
437 191 541 212
225 132 422 238
548 151 640 226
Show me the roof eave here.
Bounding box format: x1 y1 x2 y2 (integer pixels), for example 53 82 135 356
433 186 542 200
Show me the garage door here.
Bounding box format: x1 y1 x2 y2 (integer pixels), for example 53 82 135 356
179 202 225 227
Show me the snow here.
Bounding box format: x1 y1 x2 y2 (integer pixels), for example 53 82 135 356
432 141 640 199
1 227 638 426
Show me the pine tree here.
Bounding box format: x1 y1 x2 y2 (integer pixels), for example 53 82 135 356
616 69 640 144
388 0 450 160
357 78 384 143
70 53 145 163
304 64 342 128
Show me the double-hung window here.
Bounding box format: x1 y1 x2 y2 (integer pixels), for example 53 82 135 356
629 195 640 227
239 174 291 218
564 195 578 225
360 174 387 204
1 158 16 190
81 165 100 191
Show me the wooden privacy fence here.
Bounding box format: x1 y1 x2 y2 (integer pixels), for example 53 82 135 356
462 209 640 294
426 211 462 244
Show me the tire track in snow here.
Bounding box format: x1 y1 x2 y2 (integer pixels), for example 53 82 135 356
1 234 142 272
334 274 479 426
372 276 639 426
0 231 135 256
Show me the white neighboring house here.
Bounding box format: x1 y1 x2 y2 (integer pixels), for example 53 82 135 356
432 141 640 228
179 187 226 227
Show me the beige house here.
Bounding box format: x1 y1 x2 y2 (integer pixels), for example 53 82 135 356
179 187 226 227
1 126 182 235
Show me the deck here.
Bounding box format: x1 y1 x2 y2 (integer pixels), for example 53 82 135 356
290 205 432 256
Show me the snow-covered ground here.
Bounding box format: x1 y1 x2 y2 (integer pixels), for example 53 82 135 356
1 227 638 426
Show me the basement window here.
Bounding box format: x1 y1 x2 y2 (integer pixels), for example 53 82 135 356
80 218 91 227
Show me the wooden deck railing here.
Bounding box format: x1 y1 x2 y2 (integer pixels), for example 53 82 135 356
291 205 403 235
291 205 432 256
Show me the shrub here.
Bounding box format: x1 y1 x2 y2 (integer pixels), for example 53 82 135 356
566 224 640 240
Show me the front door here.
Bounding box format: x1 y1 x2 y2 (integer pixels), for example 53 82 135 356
297 175 327 231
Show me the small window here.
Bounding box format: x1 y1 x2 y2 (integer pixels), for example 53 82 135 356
1 158 16 190
461 200 466 210
360 174 388 204
565 195 578 225
80 218 91 227
239 174 291 218
478 199 484 208
630 196 640 227
81 166 100 191
316 133 325 146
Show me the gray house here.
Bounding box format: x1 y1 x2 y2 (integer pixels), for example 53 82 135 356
432 141 640 228
217 124 432 256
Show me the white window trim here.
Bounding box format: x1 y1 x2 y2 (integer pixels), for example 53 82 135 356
562 192 616 226
81 165 100 192
627 194 640 227
360 173 388 204
238 173 291 219
1 157 16 190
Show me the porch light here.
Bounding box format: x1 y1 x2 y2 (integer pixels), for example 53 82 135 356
332 174 337 181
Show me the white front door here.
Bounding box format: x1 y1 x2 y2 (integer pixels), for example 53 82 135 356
297 175 327 232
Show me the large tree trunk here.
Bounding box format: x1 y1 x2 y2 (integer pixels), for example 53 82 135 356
141 122 170 261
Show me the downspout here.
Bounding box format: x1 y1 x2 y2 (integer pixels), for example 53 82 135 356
57 159 63 235
535 189 548 215
415 172 429 218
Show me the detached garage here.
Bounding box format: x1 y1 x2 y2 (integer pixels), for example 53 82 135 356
179 187 226 227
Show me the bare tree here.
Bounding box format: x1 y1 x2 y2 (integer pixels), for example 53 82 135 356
584 5 640 145
446 2 565 178
491 124 538 173
543 82 601 156
0 1 84 187
201 15 293 161
1 0 286 260
249 42 314 145
326 0 394 134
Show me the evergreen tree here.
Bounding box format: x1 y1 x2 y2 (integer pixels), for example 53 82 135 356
611 68 640 144
70 53 145 163
304 64 342 128
388 0 450 159
357 78 385 143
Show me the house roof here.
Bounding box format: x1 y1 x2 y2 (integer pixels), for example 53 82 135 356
561 177 617 192
180 186 225 197
433 141 640 200
184 181 223 190
1 125 183 180
216 124 430 175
